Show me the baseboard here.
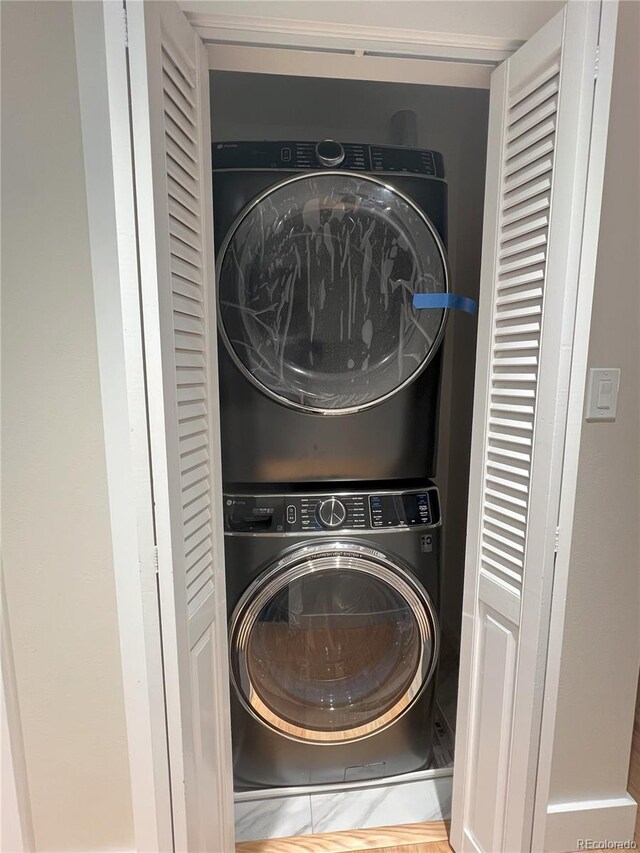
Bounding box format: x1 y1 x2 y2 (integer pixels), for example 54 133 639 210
544 794 637 852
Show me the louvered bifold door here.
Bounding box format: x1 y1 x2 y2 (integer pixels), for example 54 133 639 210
126 2 234 851
450 5 601 853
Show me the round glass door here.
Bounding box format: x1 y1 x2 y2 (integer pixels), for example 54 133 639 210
217 172 449 414
229 543 439 743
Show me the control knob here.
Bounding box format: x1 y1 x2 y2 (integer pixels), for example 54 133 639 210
316 497 347 529
315 139 345 167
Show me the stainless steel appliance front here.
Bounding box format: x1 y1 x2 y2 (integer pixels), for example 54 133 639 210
212 142 449 486
224 486 441 789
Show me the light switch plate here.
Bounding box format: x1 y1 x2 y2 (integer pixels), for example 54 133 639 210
585 368 620 421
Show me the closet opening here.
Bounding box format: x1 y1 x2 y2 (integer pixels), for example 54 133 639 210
208 68 490 843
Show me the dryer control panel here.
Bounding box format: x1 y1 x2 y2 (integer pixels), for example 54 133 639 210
213 140 446 178
224 487 440 534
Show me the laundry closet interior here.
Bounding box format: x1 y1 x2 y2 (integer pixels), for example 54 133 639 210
207 55 488 842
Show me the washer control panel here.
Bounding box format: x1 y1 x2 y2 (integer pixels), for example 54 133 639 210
224 487 440 534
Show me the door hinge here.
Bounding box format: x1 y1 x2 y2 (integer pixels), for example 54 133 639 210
122 4 129 48
554 526 560 554
594 45 600 80
153 545 159 575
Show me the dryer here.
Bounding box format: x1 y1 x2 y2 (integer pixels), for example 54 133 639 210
224 484 441 789
212 140 449 486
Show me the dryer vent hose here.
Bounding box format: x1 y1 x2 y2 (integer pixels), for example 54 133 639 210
390 110 419 148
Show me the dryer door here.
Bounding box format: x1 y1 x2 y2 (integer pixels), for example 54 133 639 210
229 542 439 743
217 172 448 414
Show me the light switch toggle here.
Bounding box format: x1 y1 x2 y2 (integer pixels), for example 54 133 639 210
586 368 620 421
596 380 613 409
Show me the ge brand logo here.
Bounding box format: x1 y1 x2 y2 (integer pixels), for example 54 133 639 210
421 534 433 553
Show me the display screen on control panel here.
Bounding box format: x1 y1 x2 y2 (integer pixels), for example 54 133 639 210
369 492 432 527
370 146 437 176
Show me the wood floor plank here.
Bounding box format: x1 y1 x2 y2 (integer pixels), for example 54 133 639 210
235 820 450 853
357 842 453 853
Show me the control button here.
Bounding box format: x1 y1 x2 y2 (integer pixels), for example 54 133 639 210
316 139 345 167
316 497 347 529
281 146 292 162
286 504 297 524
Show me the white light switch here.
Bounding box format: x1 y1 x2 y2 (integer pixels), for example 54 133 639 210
586 368 620 421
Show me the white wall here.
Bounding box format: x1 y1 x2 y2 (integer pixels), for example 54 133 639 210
210 72 489 650
1 3 134 849
546 0 640 811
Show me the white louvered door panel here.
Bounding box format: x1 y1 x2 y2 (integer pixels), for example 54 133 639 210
451 5 601 853
127 2 234 851
480 60 559 609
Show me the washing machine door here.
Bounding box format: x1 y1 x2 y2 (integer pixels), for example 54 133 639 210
229 542 439 744
217 172 448 414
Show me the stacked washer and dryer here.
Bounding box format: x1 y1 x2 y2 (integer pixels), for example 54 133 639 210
212 139 450 789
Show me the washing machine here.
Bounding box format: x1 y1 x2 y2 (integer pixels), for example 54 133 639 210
212 140 449 487
224 484 441 789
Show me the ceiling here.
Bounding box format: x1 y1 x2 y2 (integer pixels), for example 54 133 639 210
179 1 566 42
